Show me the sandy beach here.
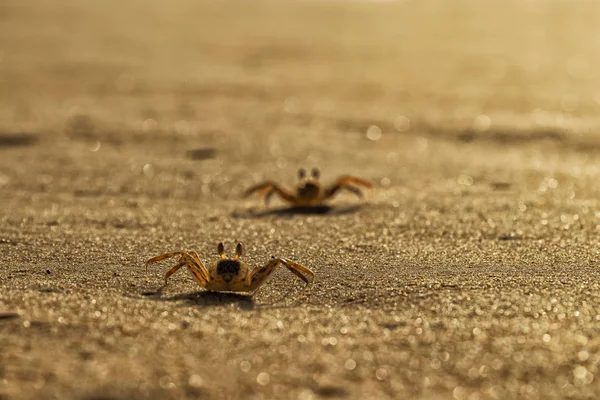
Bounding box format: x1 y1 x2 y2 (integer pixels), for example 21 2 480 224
2 0 600 398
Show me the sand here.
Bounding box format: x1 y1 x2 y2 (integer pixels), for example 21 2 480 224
2 0 600 398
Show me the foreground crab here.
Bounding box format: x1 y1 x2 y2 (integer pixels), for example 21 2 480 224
145 242 314 294
244 168 373 207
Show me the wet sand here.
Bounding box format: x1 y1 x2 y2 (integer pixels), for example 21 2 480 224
2 0 600 398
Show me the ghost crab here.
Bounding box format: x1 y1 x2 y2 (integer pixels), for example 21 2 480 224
244 168 373 207
145 242 314 294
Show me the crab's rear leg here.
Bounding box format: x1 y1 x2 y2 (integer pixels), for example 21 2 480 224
146 251 210 286
179 252 211 286
145 252 188 280
163 258 209 286
280 258 314 285
248 257 314 292
243 181 297 206
185 261 209 287
164 261 187 284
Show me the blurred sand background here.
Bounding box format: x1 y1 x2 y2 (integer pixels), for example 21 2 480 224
2 0 600 398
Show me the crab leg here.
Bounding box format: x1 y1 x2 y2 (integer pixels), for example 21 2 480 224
243 181 296 205
146 251 210 285
321 175 373 201
334 176 374 188
146 252 188 279
164 261 187 284
185 261 209 286
280 258 315 286
183 252 211 284
248 257 314 292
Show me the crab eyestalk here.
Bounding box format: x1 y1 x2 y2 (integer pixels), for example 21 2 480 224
217 242 227 259
311 168 320 179
234 243 244 260
298 168 306 180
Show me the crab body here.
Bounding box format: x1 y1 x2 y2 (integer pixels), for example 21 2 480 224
205 258 248 292
145 242 313 294
294 180 320 205
244 168 373 207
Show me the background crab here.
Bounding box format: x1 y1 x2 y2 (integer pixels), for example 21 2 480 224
243 168 373 207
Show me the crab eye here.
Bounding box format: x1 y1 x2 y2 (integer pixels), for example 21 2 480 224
311 168 320 179
298 169 306 179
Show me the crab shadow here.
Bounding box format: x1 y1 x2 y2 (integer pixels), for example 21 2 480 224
139 286 310 310
232 204 364 219
142 287 255 310
0 132 38 148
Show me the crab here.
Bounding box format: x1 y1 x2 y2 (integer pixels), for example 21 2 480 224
145 242 314 294
243 168 373 207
